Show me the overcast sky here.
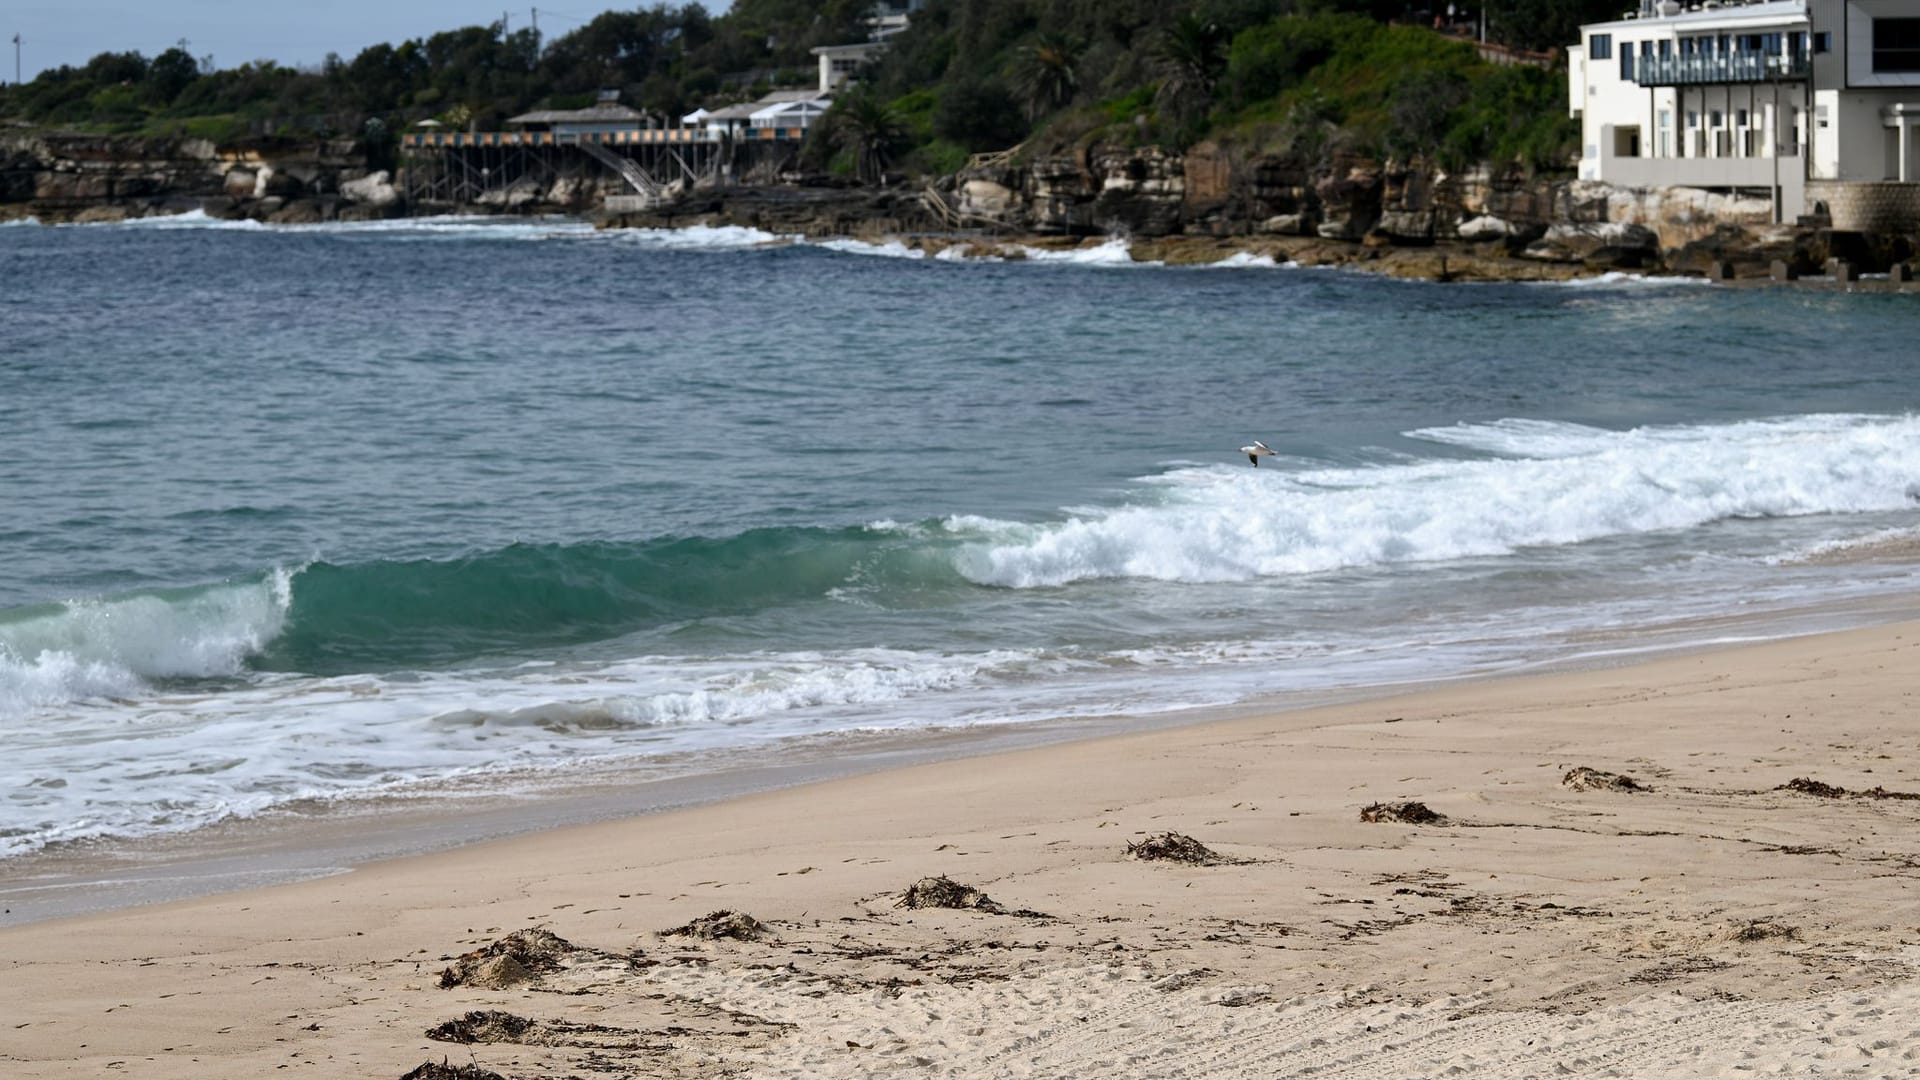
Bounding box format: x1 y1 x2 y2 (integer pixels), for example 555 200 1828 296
4 2 711 82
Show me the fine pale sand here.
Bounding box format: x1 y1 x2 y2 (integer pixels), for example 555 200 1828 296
7 622 1920 1078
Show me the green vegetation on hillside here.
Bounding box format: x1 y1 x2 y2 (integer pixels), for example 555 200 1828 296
0 0 1618 175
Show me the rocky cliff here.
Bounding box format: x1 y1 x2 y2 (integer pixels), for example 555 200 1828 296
943 141 1887 277
0 132 403 223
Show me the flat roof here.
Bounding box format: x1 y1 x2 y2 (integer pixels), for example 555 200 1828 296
507 104 649 126
1584 0 1808 34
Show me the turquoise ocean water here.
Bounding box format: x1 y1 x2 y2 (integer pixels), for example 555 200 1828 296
5 213 1920 868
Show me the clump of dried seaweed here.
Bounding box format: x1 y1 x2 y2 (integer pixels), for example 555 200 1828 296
437 928 577 990
399 1060 505 1080
1725 919 1799 943
1359 801 1447 825
1125 831 1233 865
426 1011 537 1045
895 875 1004 912
1777 777 1847 798
660 909 772 942
1562 766 1647 793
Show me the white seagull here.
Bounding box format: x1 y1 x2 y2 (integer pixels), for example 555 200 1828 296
1239 439 1275 467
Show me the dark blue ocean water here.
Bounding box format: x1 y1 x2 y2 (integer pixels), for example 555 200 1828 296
4 213 1920 857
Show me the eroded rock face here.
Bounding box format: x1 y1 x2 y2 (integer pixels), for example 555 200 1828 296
941 143 1821 273
4 132 366 222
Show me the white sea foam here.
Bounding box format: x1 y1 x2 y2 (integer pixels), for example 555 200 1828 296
609 223 788 250
99 208 265 230
957 414 1920 587
0 572 291 718
0 644 1096 856
1533 270 1716 288
808 236 927 259
1768 524 1920 565
1197 251 1286 269
1010 237 1153 267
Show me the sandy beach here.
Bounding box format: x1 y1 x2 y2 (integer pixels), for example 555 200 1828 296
6 621 1920 1078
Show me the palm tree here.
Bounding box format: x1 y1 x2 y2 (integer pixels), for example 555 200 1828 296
827 88 905 184
1012 33 1081 121
1155 13 1229 122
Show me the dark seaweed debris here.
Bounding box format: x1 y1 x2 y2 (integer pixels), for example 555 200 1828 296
661 909 773 942
1562 766 1647 793
427 1010 537 1044
1778 777 1848 798
1125 831 1233 865
1775 777 1920 800
400 1060 505 1080
1359 801 1447 825
896 875 1003 912
437 928 577 989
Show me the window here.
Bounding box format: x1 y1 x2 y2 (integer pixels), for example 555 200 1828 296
1711 109 1724 127
1622 45 1635 80
1687 110 1699 127
1659 39 1672 59
1737 108 1749 127
1873 17 1920 72
1589 33 1612 60
1814 32 1831 54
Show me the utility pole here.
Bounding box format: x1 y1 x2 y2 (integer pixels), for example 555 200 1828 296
12 33 20 86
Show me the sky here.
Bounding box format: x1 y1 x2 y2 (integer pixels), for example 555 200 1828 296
2 2 719 82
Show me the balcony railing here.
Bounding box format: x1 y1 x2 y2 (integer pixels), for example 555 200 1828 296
1632 51 1810 86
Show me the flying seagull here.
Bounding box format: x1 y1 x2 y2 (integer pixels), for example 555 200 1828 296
1240 440 1275 467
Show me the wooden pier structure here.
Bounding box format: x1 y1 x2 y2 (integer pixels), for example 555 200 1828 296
396 126 809 210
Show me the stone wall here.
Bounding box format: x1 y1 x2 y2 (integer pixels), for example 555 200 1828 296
1806 181 1920 233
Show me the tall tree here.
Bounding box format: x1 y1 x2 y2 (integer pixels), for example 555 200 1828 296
1011 32 1081 120
1155 13 1229 121
826 87 906 183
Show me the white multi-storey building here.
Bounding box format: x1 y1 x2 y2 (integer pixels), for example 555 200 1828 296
1568 0 1920 226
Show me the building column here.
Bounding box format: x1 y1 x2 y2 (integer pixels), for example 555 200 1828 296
1903 119 1914 183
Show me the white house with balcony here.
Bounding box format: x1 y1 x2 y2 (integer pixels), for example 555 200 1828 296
1568 0 1920 227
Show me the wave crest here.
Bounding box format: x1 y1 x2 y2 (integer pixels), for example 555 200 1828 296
960 414 1920 587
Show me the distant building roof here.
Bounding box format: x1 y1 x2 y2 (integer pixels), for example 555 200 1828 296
757 88 831 105
811 42 887 60
507 104 650 126
751 99 830 121
700 89 831 123
703 102 763 122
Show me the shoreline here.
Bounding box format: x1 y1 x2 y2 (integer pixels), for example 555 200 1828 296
13 198 1920 291
7 580 1917 930
7 617 1920 1076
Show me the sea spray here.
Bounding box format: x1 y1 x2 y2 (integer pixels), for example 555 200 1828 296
0 572 292 716
958 414 1920 587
